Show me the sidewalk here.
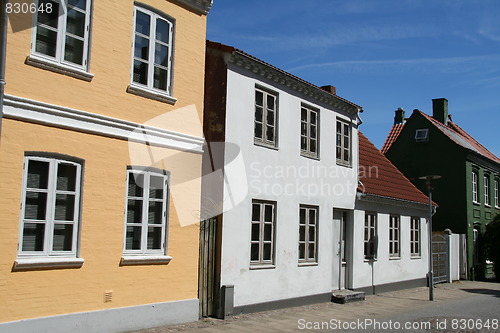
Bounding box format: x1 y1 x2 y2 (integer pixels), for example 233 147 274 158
130 281 500 333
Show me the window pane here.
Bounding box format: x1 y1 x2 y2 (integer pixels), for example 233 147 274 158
255 106 263 122
254 123 262 139
147 226 162 249
133 60 148 85
298 243 305 260
126 226 142 250
308 226 315 241
35 26 57 57
22 223 45 251
155 43 169 66
155 18 169 43
24 192 47 220
310 139 317 153
301 122 307 136
264 224 272 241
301 108 307 121
250 243 259 261
251 223 259 241
135 11 150 35
149 175 164 199
251 203 260 221
57 163 76 191
308 243 315 259
148 201 163 224
299 225 305 241
128 173 144 197
310 111 317 125
300 136 307 151
267 95 275 110
263 243 271 261
309 209 316 225
52 224 73 251
299 208 306 224
134 36 149 60
127 199 143 223
266 126 274 142
66 8 86 37
37 0 59 28
27 160 49 189
337 121 342 134
153 66 168 90
55 194 75 221
68 0 86 10
267 110 275 126
264 204 273 222
255 91 263 106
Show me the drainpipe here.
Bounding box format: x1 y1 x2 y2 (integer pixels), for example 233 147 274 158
0 0 8 141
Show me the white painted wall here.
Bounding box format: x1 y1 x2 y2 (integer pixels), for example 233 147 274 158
352 200 429 290
220 64 359 307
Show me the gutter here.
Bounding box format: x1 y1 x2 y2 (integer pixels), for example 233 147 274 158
0 0 8 141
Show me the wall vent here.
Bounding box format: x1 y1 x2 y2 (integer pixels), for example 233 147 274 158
104 291 113 303
415 129 429 142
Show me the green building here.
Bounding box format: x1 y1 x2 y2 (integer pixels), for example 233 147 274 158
382 98 500 280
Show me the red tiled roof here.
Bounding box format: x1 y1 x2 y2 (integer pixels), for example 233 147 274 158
381 110 500 165
206 40 362 110
359 132 430 205
381 123 404 154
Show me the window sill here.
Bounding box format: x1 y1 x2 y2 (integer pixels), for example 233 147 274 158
254 141 279 151
249 264 275 270
26 55 94 82
485 204 491 208
364 258 377 262
336 160 352 168
13 257 84 271
389 256 401 260
127 84 177 105
472 201 480 206
120 255 172 266
298 262 318 267
300 152 320 161
410 256 422 259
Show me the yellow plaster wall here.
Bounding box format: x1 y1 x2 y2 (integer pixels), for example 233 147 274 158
5 0 206 137
0 119 201 322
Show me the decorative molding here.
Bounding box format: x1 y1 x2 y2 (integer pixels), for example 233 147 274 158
26 55 94 82
13 257 84 270
229 52 360 116
127 84 177 105
3 95 204 154
174 0 213 14
120 255 172 266
359 193 429 210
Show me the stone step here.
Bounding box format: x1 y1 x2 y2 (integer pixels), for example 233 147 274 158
331 290 365 304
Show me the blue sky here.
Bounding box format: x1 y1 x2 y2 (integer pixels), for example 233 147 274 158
207 0 500 157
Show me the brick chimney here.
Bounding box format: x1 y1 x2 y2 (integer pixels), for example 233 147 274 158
320 85 336 95
432 98 448 125
394 107 405 125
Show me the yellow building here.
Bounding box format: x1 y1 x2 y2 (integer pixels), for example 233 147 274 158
0 0 211 331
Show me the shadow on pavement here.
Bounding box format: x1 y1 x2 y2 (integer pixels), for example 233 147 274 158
460 288 500 298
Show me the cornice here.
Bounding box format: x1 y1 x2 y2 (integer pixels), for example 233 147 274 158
174 0 212 15
358 193 430 210
229 52 360 116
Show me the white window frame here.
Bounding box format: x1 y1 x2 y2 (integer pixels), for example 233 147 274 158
298 205 319 264
123 169 169 256
364 212 377 259
472 170 479 204
18 156 82 258
250 200 276 266
300 106 319 158
336 118 352 166
30 0 92 71
130 6 174 97
389 215 400 258
254 87 278 148
484 174 491 206
410 217 421 257
415 129 429 142
495 178 499 208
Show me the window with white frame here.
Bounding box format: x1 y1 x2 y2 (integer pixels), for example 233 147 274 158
410 217 421 257
31 0 92 70
124 169 169 255
18 156 82 257
495 178 499 208
336 118 351 166
298 205 318 264
300 106 319 158
364 212 377 259
131 5 174 95
254 88 277 147
389 215 400 258
484 174 491 206
250 200 276 266
472 170 479 203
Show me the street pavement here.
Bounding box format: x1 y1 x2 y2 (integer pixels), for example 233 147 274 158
130 281 500 333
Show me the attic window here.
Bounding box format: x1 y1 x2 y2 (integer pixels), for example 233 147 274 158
415 129 429 142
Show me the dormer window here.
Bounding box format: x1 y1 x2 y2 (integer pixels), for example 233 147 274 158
415 129 429 142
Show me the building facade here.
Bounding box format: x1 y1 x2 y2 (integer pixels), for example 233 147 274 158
382 99 500 280
0 1 211 332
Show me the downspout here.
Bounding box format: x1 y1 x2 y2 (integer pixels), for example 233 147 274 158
0 0 8 141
